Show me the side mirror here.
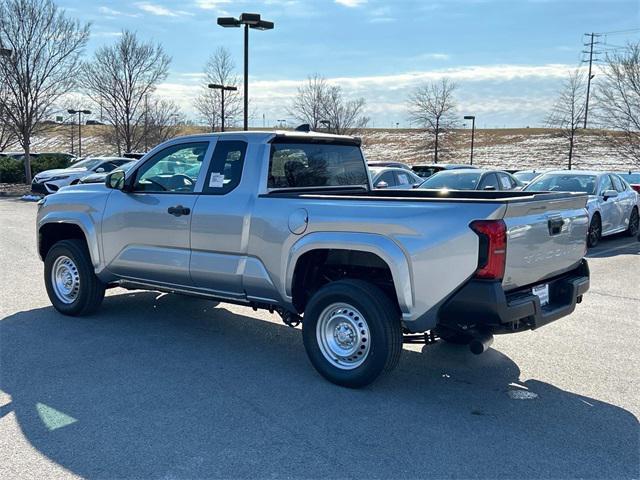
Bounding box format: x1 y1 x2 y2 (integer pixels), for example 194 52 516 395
375 181 388 189
483 185 497 191
602 189 618 200
95 167 105 173
106 170 126 190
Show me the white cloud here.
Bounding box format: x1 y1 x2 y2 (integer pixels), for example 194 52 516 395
335 0 367 7
135 2 193 17
194 0 232 10
97 6 139 18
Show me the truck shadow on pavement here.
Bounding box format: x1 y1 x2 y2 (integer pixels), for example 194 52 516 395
1 291 638 479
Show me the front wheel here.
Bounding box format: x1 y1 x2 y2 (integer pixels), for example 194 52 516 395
44 239 105 316
302 280 402 388
626 207 639 237
587 214 601 248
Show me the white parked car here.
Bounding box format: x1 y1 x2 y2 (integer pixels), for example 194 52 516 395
370 166 423 189
31 157 132 195
524 170 640 247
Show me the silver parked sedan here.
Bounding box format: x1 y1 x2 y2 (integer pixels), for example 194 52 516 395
370 166 423 189
524 170 640 247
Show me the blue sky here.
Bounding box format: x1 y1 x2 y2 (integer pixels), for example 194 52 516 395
59 0 639 127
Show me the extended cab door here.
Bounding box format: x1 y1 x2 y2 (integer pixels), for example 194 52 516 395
188 139 251 299
101 141 212 286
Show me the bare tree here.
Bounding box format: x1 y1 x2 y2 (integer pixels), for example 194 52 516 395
144 97 184 148
194 47 241 132
289 74 330 130
0 0 90 182
594 42 640 165
547 70 586 170
289 74 369 134
408 78 457 163
321 85 369 135
81 30 170 154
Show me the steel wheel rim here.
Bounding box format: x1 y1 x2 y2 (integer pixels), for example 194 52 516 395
51 255 80 304
316 302 371 370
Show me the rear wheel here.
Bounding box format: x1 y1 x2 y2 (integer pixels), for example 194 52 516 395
44 239 105 316
587 214 601 248
626 207 639 237
302 279 402 388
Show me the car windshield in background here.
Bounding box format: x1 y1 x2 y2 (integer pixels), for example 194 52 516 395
419 170 482 190
619 173 640 184
70 158 102 170
513 171 540 183
268 143 368 188
412 166 441 178
525 173 597 194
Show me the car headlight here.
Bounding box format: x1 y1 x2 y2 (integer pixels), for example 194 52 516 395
45 175 70 182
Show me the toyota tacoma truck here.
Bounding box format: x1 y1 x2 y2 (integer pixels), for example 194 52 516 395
37 130 590 388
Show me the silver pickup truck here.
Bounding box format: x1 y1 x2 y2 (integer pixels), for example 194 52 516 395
37 131 590 387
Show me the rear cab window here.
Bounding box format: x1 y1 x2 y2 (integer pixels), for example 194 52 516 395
203 140 247 194
268 139 368 189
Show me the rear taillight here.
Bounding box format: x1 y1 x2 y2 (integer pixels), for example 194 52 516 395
470 219 507 280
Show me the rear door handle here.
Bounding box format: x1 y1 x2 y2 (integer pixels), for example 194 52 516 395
168 205 190 217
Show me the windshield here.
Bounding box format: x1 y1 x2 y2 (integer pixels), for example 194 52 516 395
619 173 640 184
419 170 482 190
69 158 102 170
268 142 368 189
525 173 597 194
412 166 442 178
513 171 540 182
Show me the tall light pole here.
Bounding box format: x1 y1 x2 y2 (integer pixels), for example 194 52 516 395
217 13 274 131
68 109 91 157
463 115 476 165
208 83 238 132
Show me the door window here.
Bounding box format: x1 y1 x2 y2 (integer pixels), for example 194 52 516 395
395 171 412 186
611 175 626 192
498 173 515 190
598 175 614 195
376 171 397 188
202 141 247 194
478 173 500 190
134 142 208 193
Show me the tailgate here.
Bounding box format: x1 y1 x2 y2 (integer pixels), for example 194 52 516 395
501 194 589 291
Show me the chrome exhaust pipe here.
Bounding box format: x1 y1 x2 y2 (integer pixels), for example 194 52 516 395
469 333 494 355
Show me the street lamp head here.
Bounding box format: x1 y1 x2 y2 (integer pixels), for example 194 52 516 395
463 115 475 120
252 20 274 30
239 12 261 25
208 83 224 89
67 109 77 114
217 17 241 27
81 110 91 115
223 86 238 91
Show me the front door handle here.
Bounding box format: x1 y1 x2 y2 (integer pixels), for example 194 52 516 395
168 205 190 217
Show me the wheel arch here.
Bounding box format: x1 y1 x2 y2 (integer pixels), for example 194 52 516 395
38 218 99 268
285 232 413 316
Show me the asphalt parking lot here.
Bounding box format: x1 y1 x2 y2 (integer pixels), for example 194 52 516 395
0 197 638 479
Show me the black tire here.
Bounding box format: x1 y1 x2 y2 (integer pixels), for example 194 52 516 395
587 214 601 248
626 207 639 237
44 239 105 316
435 325 473 345
302 279 402 388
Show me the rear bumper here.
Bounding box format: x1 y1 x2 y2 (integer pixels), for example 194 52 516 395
437 259 590 334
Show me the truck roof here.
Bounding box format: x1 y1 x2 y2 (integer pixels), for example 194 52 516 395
165 130 361 145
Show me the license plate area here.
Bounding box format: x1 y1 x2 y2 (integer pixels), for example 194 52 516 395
532 283 550 306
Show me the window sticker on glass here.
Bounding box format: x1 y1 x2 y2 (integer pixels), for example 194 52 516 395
398 173 409 185
209 172 225 188
500 176 511 189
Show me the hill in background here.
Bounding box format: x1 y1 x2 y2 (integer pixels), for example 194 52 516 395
21 125 639 172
